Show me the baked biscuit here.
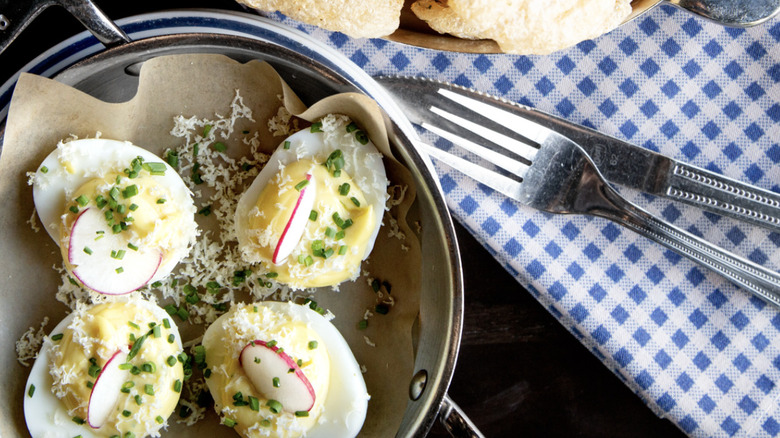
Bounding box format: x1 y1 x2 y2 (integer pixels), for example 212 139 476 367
412 0 632 54
237 0 405 38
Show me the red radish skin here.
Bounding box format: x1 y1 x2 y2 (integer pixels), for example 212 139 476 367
67 207 162 295
87 350 129 428
272 174 315 265
239 340 316 412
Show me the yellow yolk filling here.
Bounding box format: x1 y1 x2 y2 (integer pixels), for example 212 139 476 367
202 304 330 438
49 301 183 437
59 173 185 271
248 159 375 288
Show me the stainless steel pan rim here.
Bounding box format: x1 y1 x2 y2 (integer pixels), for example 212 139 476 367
0 12 468 438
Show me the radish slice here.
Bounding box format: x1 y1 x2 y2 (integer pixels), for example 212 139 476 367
239 340 316 413
87 350 129 428
68 207 161 295
272 174 316 265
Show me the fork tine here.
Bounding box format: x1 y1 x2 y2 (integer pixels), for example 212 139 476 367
437 88 552 145
421 120 530 179
414 140 524 200
428 105 539 162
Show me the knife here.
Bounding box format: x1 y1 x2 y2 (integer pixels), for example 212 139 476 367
375 75 780 233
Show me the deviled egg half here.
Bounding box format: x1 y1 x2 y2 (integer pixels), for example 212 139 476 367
235 115 388 289
201 302 369 438
31 138 198 295
23 298 185 438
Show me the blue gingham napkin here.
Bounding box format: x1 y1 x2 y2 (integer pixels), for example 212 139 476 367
266 6 780 437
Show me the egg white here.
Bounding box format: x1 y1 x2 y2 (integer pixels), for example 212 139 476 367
23 299 184 438
31 138 197 283
235 120 388 264
202 301 369 438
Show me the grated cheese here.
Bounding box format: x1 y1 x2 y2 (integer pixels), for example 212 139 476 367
15 317 49 367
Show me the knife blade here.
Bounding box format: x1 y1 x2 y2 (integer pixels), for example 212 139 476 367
375 75 780 233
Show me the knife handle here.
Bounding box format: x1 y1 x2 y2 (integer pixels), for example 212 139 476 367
666 162 780 232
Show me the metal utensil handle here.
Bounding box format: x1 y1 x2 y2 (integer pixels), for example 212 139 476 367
57 0 130 47
666 162 780 231
600 185 780 307
667 0 780 27
0 0 128 56
439 394 486 438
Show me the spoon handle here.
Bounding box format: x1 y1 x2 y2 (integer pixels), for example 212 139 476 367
666 0 780 27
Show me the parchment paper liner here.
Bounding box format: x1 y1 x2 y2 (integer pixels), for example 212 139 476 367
1 54 421 437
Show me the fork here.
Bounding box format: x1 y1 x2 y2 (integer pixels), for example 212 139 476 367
415 88 780 307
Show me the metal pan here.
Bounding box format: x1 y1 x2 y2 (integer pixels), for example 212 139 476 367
0 6 480 438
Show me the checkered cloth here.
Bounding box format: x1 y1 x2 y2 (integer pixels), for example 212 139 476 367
264 5 780 437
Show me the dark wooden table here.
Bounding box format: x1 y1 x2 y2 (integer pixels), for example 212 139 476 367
1 1 687 436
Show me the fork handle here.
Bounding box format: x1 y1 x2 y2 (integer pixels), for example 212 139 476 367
597 186 780 306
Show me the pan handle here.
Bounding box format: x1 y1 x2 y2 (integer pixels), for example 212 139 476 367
0 0 129 55
439 394 486 438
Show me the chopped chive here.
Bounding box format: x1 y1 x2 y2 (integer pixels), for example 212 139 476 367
254 357 261 364
324 227 336 238
128 321 140 330
144 384 154 395
346 121 359 132
173 380 182 392
122 185 138 199
115 267 124 274
27 384 35 398
355 130 369 145
69 206 79 214
249 396 260 411
198 205 212 216
266 399 283 414
222 418 237 428
260 419 272 427
213 142 227 152
135 394 143 405
310 121 323 132
72 416 85 425
165 150 179 168
119 363 133 371
294 180 309 191
272 377 281 388
109 186 120 201
163 318 171 329
83 247 93 255
295 410 310 417
129 203 139 211
283 140 291 149
156 415 164 424
40 166 48 174
152 325 161 338
304 255 313 267
51 333 63 341
176 307 189 322
335 230 345 240
357 319 368 330
76 195 89 206
111 250 126 260
309 210 318 221
167 355 177 367
95 195 107 208
116 204 126 214
127 242 139 251
86 381 94 389
112 224 122 234
156 198 166 204
168 333 175 344
351 197 361 207
308 340 318 350
338 183 350 196
122 410 132 418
